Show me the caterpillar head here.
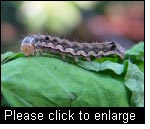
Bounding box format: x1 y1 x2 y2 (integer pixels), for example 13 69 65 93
21 35 40 56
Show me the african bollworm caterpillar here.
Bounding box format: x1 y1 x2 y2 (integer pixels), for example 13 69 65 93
21 34 125 62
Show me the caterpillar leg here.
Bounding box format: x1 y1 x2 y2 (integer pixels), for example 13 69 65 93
61 53 66 61
95 55 101 60
85 56 91 61
73 56 79 62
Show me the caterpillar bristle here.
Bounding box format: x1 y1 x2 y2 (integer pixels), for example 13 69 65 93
21 34 125 62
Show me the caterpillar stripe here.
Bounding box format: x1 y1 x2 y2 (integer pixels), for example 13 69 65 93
21 34 125 62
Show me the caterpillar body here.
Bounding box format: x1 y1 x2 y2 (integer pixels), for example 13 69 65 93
21 34 125 62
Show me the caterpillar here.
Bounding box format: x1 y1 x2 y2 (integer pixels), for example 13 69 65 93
21 34 125 62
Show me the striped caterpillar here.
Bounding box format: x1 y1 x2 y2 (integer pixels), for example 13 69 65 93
21 34 125 62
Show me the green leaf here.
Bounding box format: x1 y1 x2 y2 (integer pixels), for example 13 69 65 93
125 41 144 57
1 52 25 64
77 60 124 75
124 62 144 107
1 40 144 107
1 55 130 107
125 42 144 72
1 95 10 107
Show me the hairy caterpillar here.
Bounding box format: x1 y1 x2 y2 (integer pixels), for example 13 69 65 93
21 34 125 62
